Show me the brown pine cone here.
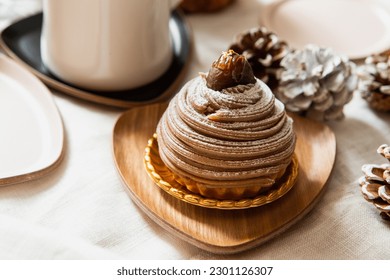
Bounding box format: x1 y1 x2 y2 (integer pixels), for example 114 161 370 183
359 144 390 221
180 0 235 13
229 27 289 90
358 52 390 111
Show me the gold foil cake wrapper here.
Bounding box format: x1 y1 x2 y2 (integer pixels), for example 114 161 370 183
144 134 299 210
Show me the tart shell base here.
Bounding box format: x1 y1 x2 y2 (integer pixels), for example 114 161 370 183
144 134 299 210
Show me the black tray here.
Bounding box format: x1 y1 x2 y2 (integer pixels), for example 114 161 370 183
0 10 191 108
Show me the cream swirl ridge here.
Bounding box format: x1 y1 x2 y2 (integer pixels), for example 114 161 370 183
156 76 296 190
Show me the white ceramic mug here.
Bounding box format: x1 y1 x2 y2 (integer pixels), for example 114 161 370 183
41 0 179 91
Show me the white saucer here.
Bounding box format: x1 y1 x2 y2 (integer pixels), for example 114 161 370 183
0 54 64 186
259 0 390 60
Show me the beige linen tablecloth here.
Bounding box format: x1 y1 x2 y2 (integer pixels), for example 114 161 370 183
0 0 389 259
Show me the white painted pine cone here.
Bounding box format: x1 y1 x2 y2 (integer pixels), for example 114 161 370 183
276 45 358 121
359 144 390 221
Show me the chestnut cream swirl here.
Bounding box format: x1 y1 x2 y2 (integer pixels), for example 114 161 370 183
157 76 296 189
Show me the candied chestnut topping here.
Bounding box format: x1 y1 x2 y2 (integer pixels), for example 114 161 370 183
206 49 256 91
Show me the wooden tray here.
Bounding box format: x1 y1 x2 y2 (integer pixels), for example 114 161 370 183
0 10 191 108
113 103 336 254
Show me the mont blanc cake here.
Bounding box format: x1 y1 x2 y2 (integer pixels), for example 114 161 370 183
151 50 297 200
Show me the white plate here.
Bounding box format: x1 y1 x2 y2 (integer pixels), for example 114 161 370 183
259 0 390 60
0 54 64 186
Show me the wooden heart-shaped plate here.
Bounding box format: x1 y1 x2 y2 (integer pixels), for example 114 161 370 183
113 103 336 254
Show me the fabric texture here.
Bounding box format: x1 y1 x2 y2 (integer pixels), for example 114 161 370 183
0 0 389 259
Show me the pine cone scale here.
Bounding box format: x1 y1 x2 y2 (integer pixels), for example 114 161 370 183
374 200 390 212
379 185 390 202
380 85 390 94
362 164 387 182
360 144 390 221
360 181 381 200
